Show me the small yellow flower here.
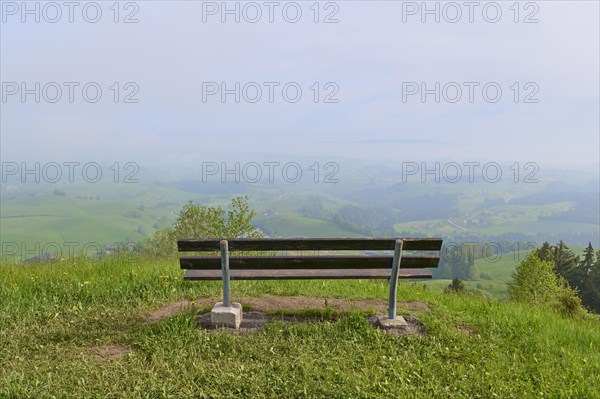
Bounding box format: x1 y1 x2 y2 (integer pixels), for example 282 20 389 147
485 372 490 377
583 357 587 365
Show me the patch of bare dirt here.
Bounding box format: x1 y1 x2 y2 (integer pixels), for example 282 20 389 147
89 345 132 361
196 311 269 334
143 298 216 323
240 295 387 313
241 295 430 313
191 296 431 335
142 296 431 333
457 325 478 336
196 311 427 336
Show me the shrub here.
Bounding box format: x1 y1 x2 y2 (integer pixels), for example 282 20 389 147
507 252 560 304
445 277 465 293
557 287 585 317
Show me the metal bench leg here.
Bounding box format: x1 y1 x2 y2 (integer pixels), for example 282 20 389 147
211 239 241 329
388 239 403 320
220 239 231 306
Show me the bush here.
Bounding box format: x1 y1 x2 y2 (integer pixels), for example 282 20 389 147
558 288 586 317
508 252 560 304
445 277 465 293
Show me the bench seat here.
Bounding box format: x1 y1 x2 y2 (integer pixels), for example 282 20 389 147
184 268 432 280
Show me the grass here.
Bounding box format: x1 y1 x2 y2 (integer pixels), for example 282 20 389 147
424 279 508 298
1 256 599 398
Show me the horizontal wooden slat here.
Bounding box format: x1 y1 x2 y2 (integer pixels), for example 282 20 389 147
183 268 432 280
179 255 440 270
177 238 442 252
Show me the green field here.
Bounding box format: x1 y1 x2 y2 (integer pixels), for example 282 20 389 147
1 256 599 398
394 202 598 238
421 250 530 298
476 249 530 281
254 214 362 237
2 172 598 254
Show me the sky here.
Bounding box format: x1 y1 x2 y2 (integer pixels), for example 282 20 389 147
1 0 599 170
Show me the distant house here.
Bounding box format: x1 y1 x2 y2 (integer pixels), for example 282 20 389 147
263 209 279 217
104 245 119 255
104 239 136 255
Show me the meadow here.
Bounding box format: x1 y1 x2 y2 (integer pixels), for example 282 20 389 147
1 255 599 398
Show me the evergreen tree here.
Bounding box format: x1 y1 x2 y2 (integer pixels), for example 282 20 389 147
438 243 480 280
465 254 479 280
592 250 600 308
451 244 470 280
578 245 599 313
576 243 595 293
445 277 465 293
536 242 554 262
579 242 595 274
553 241 580 287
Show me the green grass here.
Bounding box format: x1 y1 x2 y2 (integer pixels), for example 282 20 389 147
1 256 599 398
425 279 509 298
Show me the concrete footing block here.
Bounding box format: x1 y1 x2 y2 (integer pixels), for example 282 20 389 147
377 315 408 328
211 302 242 329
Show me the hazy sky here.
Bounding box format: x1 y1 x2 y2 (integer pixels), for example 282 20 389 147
1 1 599 169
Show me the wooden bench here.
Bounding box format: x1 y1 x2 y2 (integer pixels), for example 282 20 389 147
178 237 442 322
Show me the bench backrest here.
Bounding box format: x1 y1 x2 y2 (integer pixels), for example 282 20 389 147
178 238 442 270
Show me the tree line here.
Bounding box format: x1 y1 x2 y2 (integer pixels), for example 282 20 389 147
534 241 600 314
